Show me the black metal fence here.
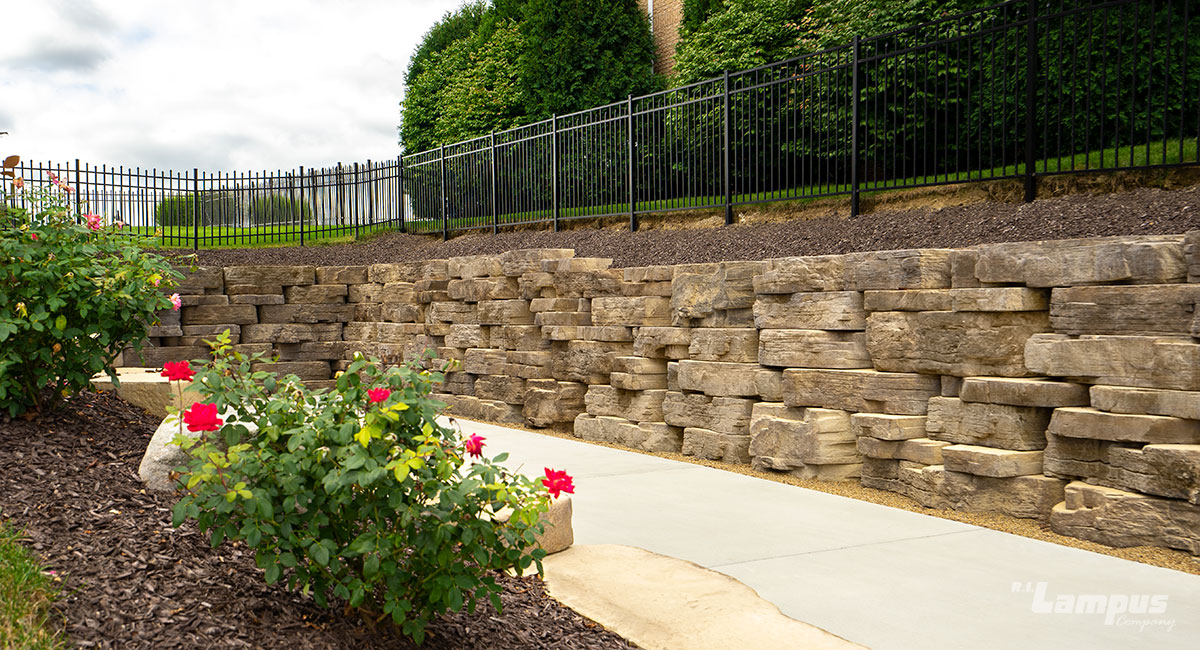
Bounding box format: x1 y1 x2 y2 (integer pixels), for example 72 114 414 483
7 0 1198 248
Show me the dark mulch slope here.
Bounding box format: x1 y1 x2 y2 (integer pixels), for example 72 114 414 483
0 391 632 650
189 185 1200 269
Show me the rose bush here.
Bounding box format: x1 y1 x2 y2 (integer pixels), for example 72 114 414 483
171 332 563 643
0 156 183 416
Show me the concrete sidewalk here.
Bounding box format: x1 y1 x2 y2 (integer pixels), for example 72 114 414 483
452 418 1200 650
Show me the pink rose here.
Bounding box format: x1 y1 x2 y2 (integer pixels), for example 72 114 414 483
84 214 103 231
169 293 181 311
463 434 485 459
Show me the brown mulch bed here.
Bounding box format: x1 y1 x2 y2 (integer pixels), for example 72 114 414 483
0 391 633 649
186 185 1199 268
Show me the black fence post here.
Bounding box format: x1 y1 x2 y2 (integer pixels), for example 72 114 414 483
551 115 560 232
722 70 733 225
398 155 406 233
440 143 448 241
191 168 199 251
627 94 637 231
366 159 374 231
1024 0 1038 203
850 36 861 218
73 158 81 216
298 166 305 246
490 132 498 235
352 162 360 241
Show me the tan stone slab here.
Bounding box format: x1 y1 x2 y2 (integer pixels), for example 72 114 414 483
687 328 759 363
623 265 674 283
535 311 591 327
846 249 954 291
863 289 951 312
1107 444 1200 504
612 356 668 375
553 340 633 384
1048 407 1200 444
925 397 1051 451
754 255 849 294
677 360 761 397
1050 482 1200 554
959 377 1089 407
585 386 667 422
259 304 356 324
181 303 258 326
250 360 330 381
850 413 928 441
1025 334 1200 391
427 301 479 324
974 234 1187 287
552 269 625 298
523 382 585 427
448 276 519 302
672 264 762 324
682 427 751 463
500 248 575 276
592 296 671 327
542 257 613 272
284 284 347 304
941 445 1044 478
950 287 1049 312
783 369 940 415
855 437 948 465
476 299 534 325
368 260 448 284
172 266 224 293
91 368 203 417
757 329 871 369
867 310 1050 377
447 254 503 279
224 265 315 286
663 392 755 435
611 372 668 391
753 291 867 330
242 323 343 344
1089 385 1200 420
633 327 692 359
1050 284 1200 336
315 265 367 285
749 404 858 468
1186 230 1200 282
942 471 1065 520
544 545 866 650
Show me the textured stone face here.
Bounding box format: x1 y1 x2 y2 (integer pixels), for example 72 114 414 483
682 428 751 463
925 397 1051 451
676 360 762 397
783 369 940 415
845 249 954 291
591 297 671 327
477 300 534 325
940 445 1044 478
974 235 1188 287
849 413 928 441
754 255 848 294
1186 230 1200 282
863 290 952 312
585 386 666 422
941 472 1065 520
1049 285 1200 336
1050 482 1200 554
749 404 858 469
687 328 759 363
867 310 1050 377
855 437 948 465
551 270 625 298
757 329 871 369
553 340 633 384
316 266 368 285
1047 407 1200 444
574 414 682 452
1025 334 1200 391
523 381 586 427
173 266 224 294
949 287 1049 312
259 304 357 324
1089 386 1200 420
242 323 343 344
180 304 258 325
662 392 755 435
633 327 691 359
225 265 315 287
284 284 347 304
753 292 867 330
958 377 1089 407
671 263 764 325
447 277 520 302
498 248 574 276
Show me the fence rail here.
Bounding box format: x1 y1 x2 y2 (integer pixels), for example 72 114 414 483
6 0 1198 249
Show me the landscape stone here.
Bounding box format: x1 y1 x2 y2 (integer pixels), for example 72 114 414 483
1089 385 1200 420
754 255 848 294
662 392 755 435
950 287 1049 312
958 377 1089 407
1050 482 1200 554
633 327 691 359
499 248 574 276
448 277 520 302
1049 284 1200 336
940 445 1045 477
676 360 761 397
782 369 940 415
523 381 586 427
316 266 368 285
749 404 859 469
845 249 953 291
1025 334 1200 391
224 265 315 287
867 310 1050 377
180 304 258 326
925 397 1051 450
585 386 666 422
591 297 672 327
753 291 867 330
941 471 1065 520
862 290 951 312
687 328 759 363
1047 407 1200 444
849 413 928 441
241 323 343 344
259 304 356 324
974 235 1187 287
681 428 751 463
284 284 347 304
757 330 871 369
477 300 534 325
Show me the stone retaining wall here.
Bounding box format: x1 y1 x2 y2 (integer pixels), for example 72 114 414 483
132 231 1200 555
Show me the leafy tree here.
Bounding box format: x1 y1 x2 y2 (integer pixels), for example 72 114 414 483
515 0 658 119
681 0 726 35
433 21 528 145
673 0 811 83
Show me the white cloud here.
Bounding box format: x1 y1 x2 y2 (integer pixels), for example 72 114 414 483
0 0 464 172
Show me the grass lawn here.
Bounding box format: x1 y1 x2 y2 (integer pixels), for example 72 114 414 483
0 521 67 650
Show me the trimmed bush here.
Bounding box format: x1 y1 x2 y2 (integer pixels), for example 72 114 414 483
248 195 313 227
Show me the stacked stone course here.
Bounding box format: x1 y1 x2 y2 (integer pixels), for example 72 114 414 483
130 231 1200 555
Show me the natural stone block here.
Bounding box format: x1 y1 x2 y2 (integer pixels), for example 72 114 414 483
855 437 948 465
677 360 761 397
543 258 613 273
585 386 666 422
591 296 671 327
378 282 416 304
530 298 590 313
250 361 331 381
682 428 751 464
275 341 347 362
959 377 1089 407
1050 284 1200 336
500 248 574 276
1089 385 1200 420
663 392 755 435
553 340 632 384
755 255 847 293
757 330 871 369
1042 432 1133 481
950 249 982 288
950 287 1049 312
477 300 534 325
845 249 953 291
925 397 1051 451
523 381 586 427
225 265 315 287
448 277 519 302
687 328 759 363
940 375 962 397
1106 444 1200 504
612 356 668 375
671 262 764 323
462 348 508 375
173 266 224 294
369 260 447 284
974 235 1187 287
534 311 592 327
633 327 691 359
575 326 634 342
1025 334 1200 391
474 375 526 405
863 290 951 312
379 302 424 324
552 270 624 298
749 404 859 469
1187 230 1200 282
867 310 1050 377
610 373 668 391
259 304 356 324
284 284 347 304
445 324 487 349
518 272 555 300
427 301 478 324
241 323 342 344
316 266 368 285
1047 407 1200 444
489 325 549 351
341 321 424 343
753 292 867 330
180 304 258 326
941 445 1044 477
1051 482 1200 554
448 255 503 279
176 295 227 308
230 294 285 306
942 471 1066 520
623 265 674 283
347 283 383 303
226 284 281 296
573 414 682 453
782 369 940 415
850 413 928 441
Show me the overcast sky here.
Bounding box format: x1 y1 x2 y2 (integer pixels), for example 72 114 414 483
1 0 463 173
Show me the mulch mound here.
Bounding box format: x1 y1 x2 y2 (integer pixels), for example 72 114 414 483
186 185 1199 268
0 391 632 649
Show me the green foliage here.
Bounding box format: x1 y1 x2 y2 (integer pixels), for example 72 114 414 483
681 0 726 35
171 337 553 644
0 521 69 650
515 0 658 118
433 21 528 146
247 195 313 227
674 0 810 83
0 175 182 417
153 195 195 228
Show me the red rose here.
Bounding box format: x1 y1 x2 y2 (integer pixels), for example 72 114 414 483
367 387 391 403
160 360 195 382
463 434 485 459
182 403 223 432
541 468 575 499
